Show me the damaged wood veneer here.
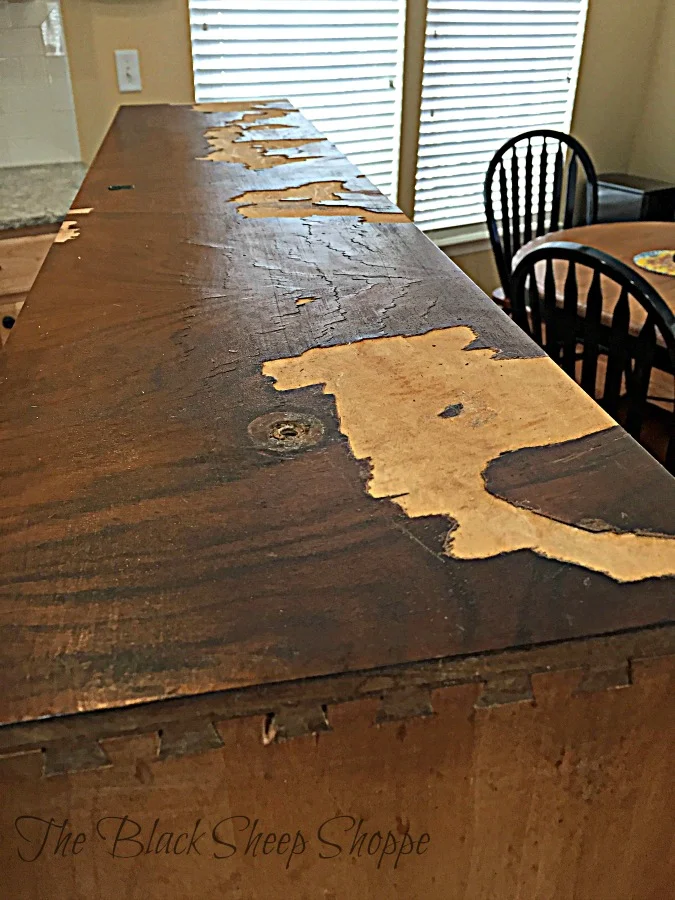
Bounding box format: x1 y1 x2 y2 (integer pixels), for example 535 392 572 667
192 101 407 221
196 102 326 169
231 180 408 222
0 624 672 766
1 98 673 900
54 207 93 243
2 99 674 769
263 325 675 582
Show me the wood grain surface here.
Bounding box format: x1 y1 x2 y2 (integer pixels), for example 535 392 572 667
1 652 673 899
0 103 673 732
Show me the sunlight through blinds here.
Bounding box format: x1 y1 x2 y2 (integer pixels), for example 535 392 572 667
189 0 404 199
415 0 588 232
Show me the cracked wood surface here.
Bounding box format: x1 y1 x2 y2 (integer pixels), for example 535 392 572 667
0 103 673 733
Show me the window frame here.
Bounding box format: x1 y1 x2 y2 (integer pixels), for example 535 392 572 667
186 0 590 250
397 0 590 247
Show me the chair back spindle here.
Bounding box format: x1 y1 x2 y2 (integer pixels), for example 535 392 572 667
485 130 598 301
511 242 675 472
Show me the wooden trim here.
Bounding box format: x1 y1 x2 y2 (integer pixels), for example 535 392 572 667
396 0 427 218
2 102 673 743
1 624 672 760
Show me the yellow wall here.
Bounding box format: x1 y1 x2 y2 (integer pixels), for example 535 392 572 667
570 0 662 174
61 0 194 162
449 0 666 296
629 0 675 181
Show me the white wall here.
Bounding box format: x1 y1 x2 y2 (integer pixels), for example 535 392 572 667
0 0 81 167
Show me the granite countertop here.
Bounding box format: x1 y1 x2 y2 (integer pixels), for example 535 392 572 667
0 162 87 231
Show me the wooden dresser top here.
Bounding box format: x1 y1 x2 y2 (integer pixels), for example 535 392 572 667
0 102 673 730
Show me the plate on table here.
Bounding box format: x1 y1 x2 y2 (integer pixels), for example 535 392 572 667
633 249 675 276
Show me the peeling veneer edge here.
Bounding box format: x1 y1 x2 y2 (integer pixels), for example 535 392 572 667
262 326 675 583
229 180 408 222
196 104 327 169
54 220 80 243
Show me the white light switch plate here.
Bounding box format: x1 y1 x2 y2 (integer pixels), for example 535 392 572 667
115 49 142 93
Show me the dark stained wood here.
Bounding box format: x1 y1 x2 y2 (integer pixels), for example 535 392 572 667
484 426 675 535
0 104 673 735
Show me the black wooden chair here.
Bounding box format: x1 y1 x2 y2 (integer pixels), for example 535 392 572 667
484 130 598 307
511 241 675 472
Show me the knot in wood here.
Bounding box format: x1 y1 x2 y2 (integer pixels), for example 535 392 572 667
248 411 324 453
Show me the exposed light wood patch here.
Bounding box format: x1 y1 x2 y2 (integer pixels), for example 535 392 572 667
54 208 93 243
263 326 675 582
200 132 324 169
54 220 80 243
295 296 317 306
231 180 409 222
197 105 325 169
192 99 293 115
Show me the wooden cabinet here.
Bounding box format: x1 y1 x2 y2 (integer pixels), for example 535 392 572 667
0 103 673 899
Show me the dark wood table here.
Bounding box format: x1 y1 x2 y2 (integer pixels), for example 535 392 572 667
0 103 673 899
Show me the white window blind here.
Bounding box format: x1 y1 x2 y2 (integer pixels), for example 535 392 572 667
415 0 588 232
188 0 404 199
